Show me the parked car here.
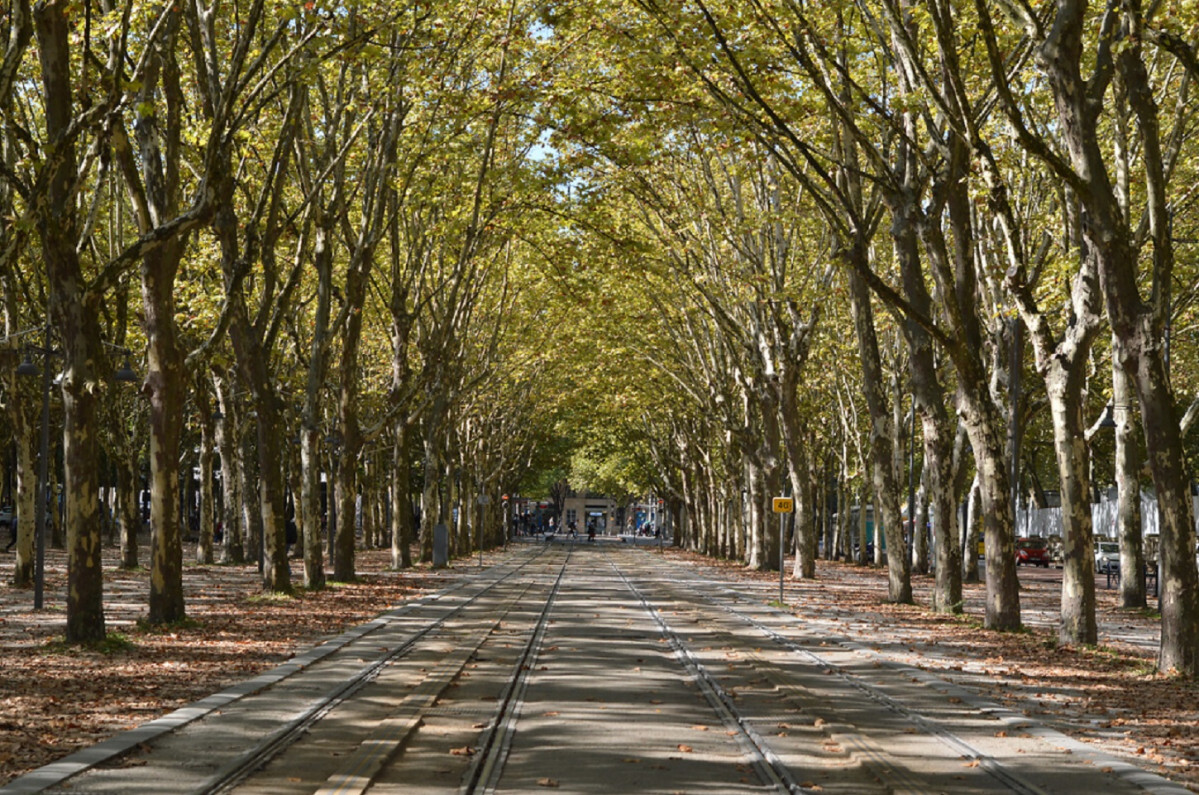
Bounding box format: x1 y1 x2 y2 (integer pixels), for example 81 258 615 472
1095 540 1120 573
0 506 13 529
1015 536 1050 567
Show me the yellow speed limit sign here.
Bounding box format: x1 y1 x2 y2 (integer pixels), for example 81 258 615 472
772 497 794 514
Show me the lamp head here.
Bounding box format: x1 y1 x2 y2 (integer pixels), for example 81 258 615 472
114 358 139 383
15 356 39 378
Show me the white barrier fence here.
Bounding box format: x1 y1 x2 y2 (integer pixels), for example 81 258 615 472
1014 491 1177 539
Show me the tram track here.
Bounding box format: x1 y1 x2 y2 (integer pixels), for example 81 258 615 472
215 545 574 795
701 585 1049 795
618 551 1077 795
15 542 1186 795
607 553 807 794
458 541 573 794
24 546 555 795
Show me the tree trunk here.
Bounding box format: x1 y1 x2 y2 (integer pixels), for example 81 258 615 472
333 437 358 581
1010 237 1103 645
61 372 105 642
333 258 370 580
118 450 139 569
960 390 1021 630
8 384 35 586
288 451 302 560
215 382 244 565
300 427 326 588
836 472 850 561
914 475 930 577
361 469 375 550
744 457 764 570
1046 368 1097 645
49 464 63 550
781 396 816 578
791 441 817 579
240 423 261 566
1127 333 1199 673
143 248 186 624
197 405 215 565
420 416 443 564
1113 348 1145 608
392 420 414 569
964 474 980 583
847 264 911 603
211 147 288 591
857 483 869 566
34 1 104 642
131 6 189 626
252 402 290 591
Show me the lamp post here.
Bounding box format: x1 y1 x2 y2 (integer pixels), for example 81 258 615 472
16 325 138 609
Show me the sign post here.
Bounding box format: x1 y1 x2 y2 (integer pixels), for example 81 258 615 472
772 497 794 603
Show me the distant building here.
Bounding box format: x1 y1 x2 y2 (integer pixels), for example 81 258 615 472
562 491 617 533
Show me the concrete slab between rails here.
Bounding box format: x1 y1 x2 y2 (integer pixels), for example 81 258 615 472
0 595 448 795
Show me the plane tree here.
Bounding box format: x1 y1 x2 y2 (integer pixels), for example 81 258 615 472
972 0 1199 672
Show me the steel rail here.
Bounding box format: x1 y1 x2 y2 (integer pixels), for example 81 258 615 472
196 547 553 795
656 563 1050 795
459 543 574 794
314 563 565 795
608 554 809 794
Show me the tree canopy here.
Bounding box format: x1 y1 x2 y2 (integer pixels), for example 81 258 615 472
2 0 1199 674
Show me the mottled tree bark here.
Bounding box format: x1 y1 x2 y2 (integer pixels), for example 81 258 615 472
215 380 244 565
1113 350 1146 608
34 0 105 642
118 451 139 569
300 210 332 589
975 0 1199 674
2 364 36 586
196 399 216 566
847 263 911 604
1009 235 1103 646
959 387 1021 631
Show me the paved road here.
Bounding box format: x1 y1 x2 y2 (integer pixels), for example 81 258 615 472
3 542 1187 794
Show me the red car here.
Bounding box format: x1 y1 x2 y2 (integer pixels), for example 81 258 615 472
1016 537 1050 567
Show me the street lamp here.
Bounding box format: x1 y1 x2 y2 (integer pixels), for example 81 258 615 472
16 323 138 609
